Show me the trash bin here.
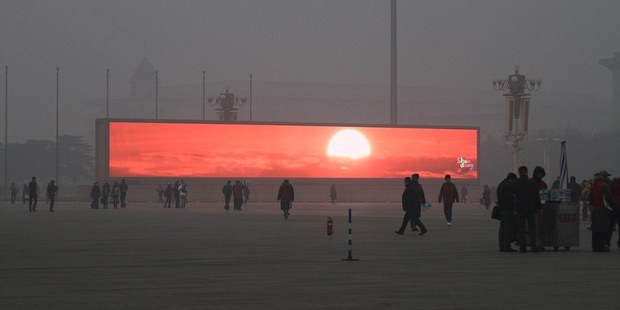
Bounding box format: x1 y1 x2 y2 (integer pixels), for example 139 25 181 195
538 190 579 251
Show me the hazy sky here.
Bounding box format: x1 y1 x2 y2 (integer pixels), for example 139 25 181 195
1 0 620 142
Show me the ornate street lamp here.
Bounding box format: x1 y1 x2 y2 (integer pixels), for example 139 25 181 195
207 86 247 121
493 65 542 173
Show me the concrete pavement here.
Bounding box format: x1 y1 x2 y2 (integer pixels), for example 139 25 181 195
1 201 619 309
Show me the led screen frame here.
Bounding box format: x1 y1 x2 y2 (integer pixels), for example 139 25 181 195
96 119 479 180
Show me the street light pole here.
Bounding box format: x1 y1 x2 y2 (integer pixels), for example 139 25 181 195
493 65 542 173
155 70 159 120
390 0 397 125
202 70 206 120
106 68 109 118
56 67 59 186
4 65 7 201
249 73 253 121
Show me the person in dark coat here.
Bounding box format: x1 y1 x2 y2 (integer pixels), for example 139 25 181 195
497 172 518 252
438 174 459 225
101 182 110 209
482 185 492 209
28 177 38 212
396 174 428 235
47 180 58 212
119 179 128 208
233 180 245 210
164 183 174 208
111 181 120 209
90 181 100 209
277 179 295 219
222 180 232 210
514 166 541 252
568 176 581 203
173 180 181 208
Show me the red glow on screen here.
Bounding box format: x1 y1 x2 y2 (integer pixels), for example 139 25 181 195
109 122 477 179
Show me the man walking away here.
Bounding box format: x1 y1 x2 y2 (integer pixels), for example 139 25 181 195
514 166 541 253
120 179 128 208
28 177 38 212
277 179 295 219
47 180 58 212
438 174 459 226
222 180 232 210
497 173 518 252
164 183 173 208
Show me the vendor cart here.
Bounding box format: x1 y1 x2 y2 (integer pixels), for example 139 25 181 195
537 190 579 251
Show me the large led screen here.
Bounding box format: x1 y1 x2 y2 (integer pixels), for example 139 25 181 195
108 122 478 179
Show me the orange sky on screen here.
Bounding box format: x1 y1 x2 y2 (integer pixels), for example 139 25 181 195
109 122 477 179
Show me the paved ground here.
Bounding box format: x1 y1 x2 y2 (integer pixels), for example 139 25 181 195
1 200 619 309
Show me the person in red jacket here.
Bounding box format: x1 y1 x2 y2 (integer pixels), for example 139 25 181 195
438 174 459 226
610 177 620 250
277 179 295 219
590 171 614 252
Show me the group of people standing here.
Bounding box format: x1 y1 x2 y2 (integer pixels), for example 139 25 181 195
159 180 189 208
90 179 128 209
222 180 250 211
495 166 620 253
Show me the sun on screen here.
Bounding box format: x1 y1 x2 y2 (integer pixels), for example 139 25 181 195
327 129 371 160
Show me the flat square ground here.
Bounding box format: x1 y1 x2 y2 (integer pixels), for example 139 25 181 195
1 200 619 309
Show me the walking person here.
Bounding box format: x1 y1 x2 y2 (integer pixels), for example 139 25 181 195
395 174 428 235
173 180 181 208
481 185 492 210
590 171 614 252
243 180 250 207
233 180 244 210
156 184 164 204
90 181 100 209
164 183 173 208
10 182 17 204
438 174 459 226
119 179 128 208
330 184 337 204
111 181 120 209
28 177 38 212
497 173 518 252
47 180 58 212
222 180 232 210
101 182 110 209
580 180 592 221
22 183 28 204
178 181 188 208
514 166 541 253
460 185 468 203
277 179 294 219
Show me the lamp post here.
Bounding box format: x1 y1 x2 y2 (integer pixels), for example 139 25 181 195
493 65 542 173
106 69 109 118
155 70 159 120
202 70 206 120
207 86 247 122
390 0 397 125
4 65 7 201
56 67 59 186
249 73 253 121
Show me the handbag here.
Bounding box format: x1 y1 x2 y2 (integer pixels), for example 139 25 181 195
491 205 501 220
